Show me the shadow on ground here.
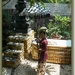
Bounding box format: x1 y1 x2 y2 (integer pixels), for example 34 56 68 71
13 64 37 75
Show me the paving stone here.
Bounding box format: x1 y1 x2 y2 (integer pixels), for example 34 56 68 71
2 59 71 75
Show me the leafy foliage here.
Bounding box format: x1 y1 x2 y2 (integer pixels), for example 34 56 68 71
26 0 71 4
47 15 71 39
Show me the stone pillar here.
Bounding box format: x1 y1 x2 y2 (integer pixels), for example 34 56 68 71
14 0 30 33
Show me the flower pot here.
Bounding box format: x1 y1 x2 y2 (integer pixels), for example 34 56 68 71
51 35 61 39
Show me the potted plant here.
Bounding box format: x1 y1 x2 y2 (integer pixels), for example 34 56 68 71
47 19 61 39
47 15 71 39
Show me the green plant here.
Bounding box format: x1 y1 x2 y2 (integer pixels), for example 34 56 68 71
47 15 71 39
30 0 45 8
2 9 11 25
26 0 71 3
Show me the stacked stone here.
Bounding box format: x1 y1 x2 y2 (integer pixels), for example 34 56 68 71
31 43 39 60
2 42 24 68
7 35 31 59
7 30 34 59
7 42 24 60
23 30 35 59
27 30 34 41
2 30 35 68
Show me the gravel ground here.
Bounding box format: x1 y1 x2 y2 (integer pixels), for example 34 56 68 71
2 59 71 75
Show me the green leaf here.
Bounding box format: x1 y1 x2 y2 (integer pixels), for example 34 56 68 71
46 0 54 3
54 0 58 3
30 0 35 7
39 0 45 8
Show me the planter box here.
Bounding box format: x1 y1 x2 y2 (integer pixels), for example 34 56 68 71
31 39 71 64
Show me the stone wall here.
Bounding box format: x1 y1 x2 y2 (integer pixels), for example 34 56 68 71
45 3 71 16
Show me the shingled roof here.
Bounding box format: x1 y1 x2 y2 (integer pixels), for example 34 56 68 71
19 2 50 16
